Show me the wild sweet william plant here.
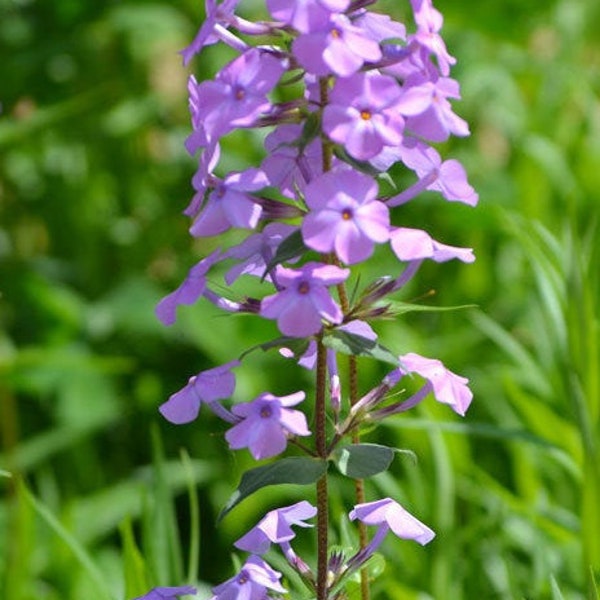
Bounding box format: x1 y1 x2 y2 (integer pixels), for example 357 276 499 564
135 0 477 598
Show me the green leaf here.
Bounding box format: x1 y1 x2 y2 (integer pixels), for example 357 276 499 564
300 111 321 147
264 230 307 274
240 335 311 360
219 457 328 521
385 300 477 316
334 443 395 478
20 481 115 600
120 517 149 598
322 329 398 365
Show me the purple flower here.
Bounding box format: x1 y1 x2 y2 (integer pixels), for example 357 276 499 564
185 75 210 156
394 139 478 206
399 352 472 416
224 222 297 285
353 10 407 44
260 262 349 337
159 361 240 424
267 0 349 33
302 169 390 264
323 71 405 160
349 497 435 545
402 76 469 143
293 13 382 77
225 391 310 459
409 0 455 76
235 501 317 553
189 168 267 237
390 227 475 263
210 555 286 600
133 586 196 600
261 124 323 196
184 142 221 216
155 249 223 326
180 0 240 65
192 48 286 143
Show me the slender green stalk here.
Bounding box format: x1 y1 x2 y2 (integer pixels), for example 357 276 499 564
180 449 200 585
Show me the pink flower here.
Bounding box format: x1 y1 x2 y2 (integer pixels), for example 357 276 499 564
399 352 473 416
350 497 435 545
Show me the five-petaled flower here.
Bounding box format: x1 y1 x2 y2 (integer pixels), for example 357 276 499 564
210 555 286 600
159 361 239 424
399 352 473 416
155 249 223 326
133 586 197 600
235 501 317 554
348 497 435 569
302 169 390 265
260 262 349 337
225 392 311 459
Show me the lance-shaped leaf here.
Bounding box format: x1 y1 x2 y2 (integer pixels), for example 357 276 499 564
219 457 328 521
385 300 476 316
322 329 398 365
240 336 311 360
333 443 395 479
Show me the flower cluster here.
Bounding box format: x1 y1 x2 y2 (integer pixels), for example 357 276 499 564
142 0 477 597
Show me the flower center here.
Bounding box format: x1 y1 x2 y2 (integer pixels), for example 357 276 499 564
360 110 372 121
298 281 310 294
330 27 341 39
235 87 246 101
342 208 353 220
237 570 249 584
260 406 272 418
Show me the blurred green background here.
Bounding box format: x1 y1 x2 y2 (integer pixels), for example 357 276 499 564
1 0 599 598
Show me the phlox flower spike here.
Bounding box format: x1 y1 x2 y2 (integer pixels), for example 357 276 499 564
302 169 390 265
159 361 240 424
225 392 311 459
260 262 349 337
210 555 286 600
349 497 435 545
155 249 223 326
399 352 473 416
235 501 317 554
133 586 197 600
390 227 475 263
